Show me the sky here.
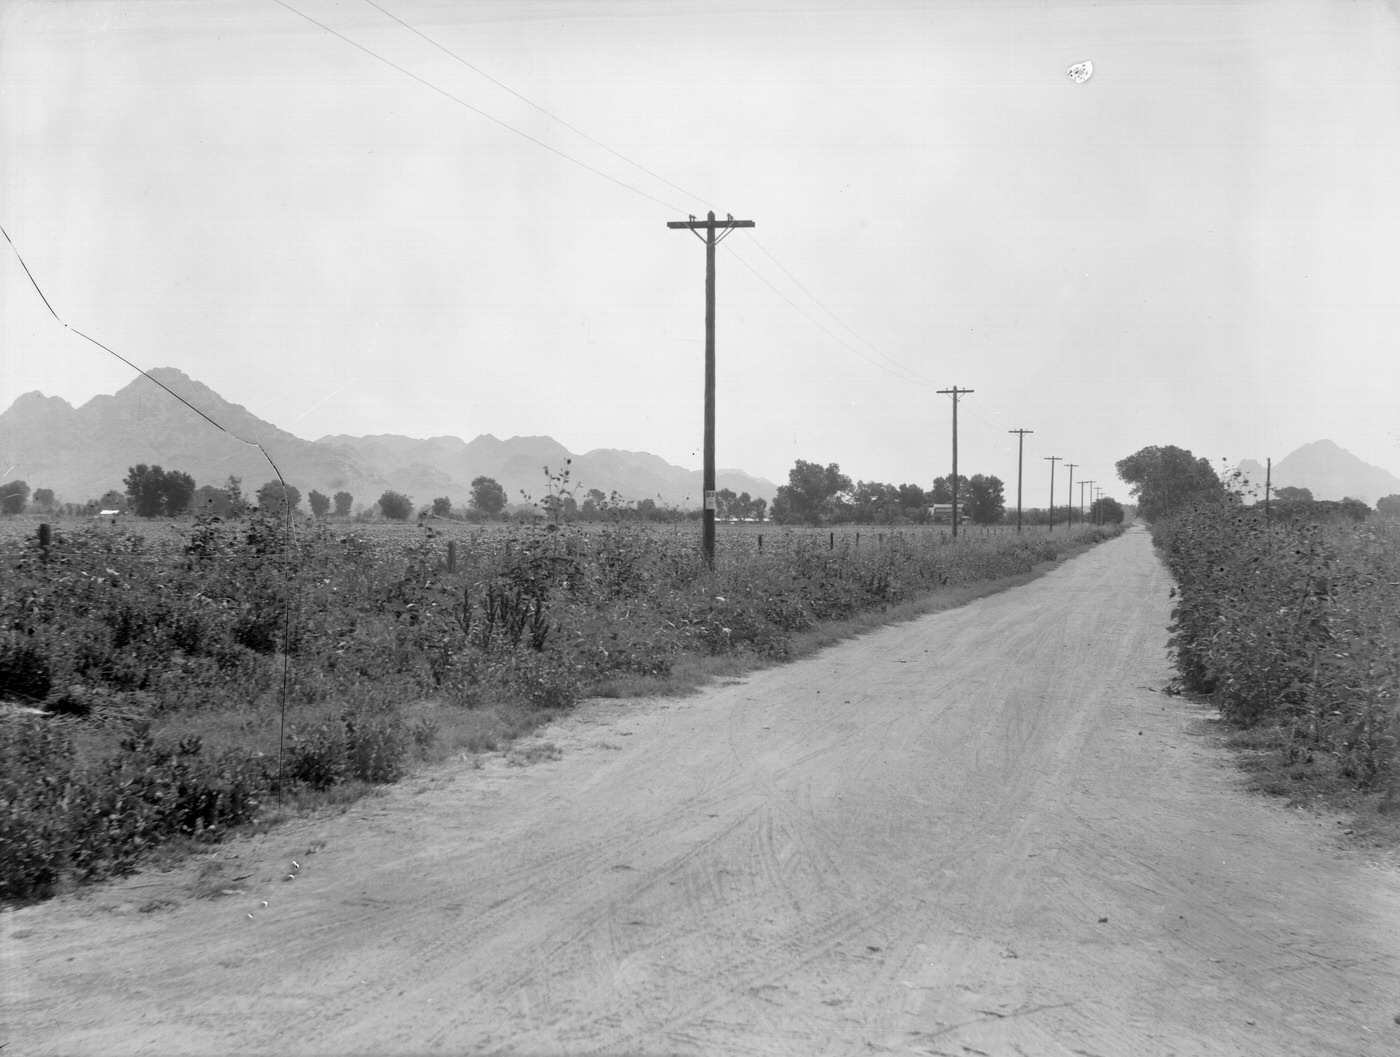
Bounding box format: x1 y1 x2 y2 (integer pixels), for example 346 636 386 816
4 0 1400 506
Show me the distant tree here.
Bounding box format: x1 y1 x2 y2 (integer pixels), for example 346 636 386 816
850 480 900 524
32 488 55 512
1377 494 1400 516
1273 486 1313 502
308 490 331 518
98 489 126 512
333 490 354 517
378 490 413 520
161 471 196 516
431 496 452 517
748 496 768 522
125 464 163 517
897 483 926 512
225 475 249 517
964 474 1006 525
1115 445 1223 522
0 480 30 515
470 476 507 516
1090 496 1126 524
124 465 194 517
256 480 302 516
773 460 852 524
930 475 968 504
192 484 230 517
714 487 738 519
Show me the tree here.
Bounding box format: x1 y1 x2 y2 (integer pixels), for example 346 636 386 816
897 483 926 512
964 474 1006 525
98 489 126 512
124 464 164 517
333 490 354 517
378 490 413 520
256 480 302 516
124 465 195 517
32 488 55 512
930 475 968 504
161 471 196 516
850 480 900 524
1273 486 1312 502
1091 496 1125 524
0 480 30 515
192 484 230 517
431 496 452 517
470 476 507 516
225 475 249 517
1377 494 1400 516
308 490 331 518
1115 445 1223 522
772 460 853 524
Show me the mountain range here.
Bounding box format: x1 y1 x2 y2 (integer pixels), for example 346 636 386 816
0 368 777 511
1238 441 1400 505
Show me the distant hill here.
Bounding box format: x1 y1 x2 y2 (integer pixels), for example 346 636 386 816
1238 440 1400 505
0 368 776 511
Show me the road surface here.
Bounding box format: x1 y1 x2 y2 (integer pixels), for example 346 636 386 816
5 526 1399 1056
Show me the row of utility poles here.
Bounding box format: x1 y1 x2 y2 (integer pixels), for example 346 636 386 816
934 387 1111 536
669 209 1109 564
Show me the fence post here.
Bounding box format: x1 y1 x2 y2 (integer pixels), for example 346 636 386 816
446 540 457 573
757 534 763 552
38 522 51 560
829 532 834 550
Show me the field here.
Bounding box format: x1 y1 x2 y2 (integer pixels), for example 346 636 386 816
1 512 1121 901
1152 504 1400 813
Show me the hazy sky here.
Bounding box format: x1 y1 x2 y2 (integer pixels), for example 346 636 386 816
4 0 1399 503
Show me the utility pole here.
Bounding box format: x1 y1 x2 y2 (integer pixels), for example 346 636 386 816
1044 455 1061 531
667 210 755 567
938 386 974 538
1081 479 1094 526
1064 463 1078 527
1094 486 1104 524
1264 457 1272 523
1009 429 1033 533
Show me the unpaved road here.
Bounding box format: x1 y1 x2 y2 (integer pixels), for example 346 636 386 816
5 526 1400 1056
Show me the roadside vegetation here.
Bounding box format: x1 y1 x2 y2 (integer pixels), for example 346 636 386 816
1 510 1120 902
1122 444 1400 835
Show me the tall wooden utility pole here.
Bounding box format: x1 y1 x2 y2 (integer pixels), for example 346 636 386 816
1064 463 1078 526
667 210 754 566
938 386 974 538
1081 480 1094 526
1044 455 1061 531
1264 457 1272 523
1009 429 1033 533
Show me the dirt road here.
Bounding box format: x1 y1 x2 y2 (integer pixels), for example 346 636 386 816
5 526 1399 1056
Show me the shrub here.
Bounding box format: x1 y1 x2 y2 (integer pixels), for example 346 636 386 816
1154 503 1400 791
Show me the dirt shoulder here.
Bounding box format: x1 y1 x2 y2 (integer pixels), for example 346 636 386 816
5 526 1399 1056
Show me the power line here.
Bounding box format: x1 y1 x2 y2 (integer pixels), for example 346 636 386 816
269 0 687 214
362 0 711 212
2 221 300 803
284 0 954 402
281 0 998 418
741 233 941 388
722 245 937 389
